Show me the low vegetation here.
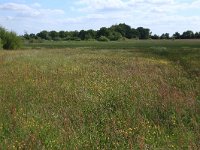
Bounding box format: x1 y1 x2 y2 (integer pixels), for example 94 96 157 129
0 40 199 149
98 36 110 42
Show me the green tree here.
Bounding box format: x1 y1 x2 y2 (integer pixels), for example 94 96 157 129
97 27 110 38
160 33 170 39
194 32 200 39
173 32 181 39
137 27 150 39
111 23 132 38
86 30 96 39
0 26 6 39
24 32 30 40
130 28 139 39
78 30 86 40
30 33 36 39
181 30 194 39
151 34 160 39
37 30 50 40
59 31 66 39
49 31 59 40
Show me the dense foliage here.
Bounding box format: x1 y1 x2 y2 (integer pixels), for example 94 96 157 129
23 23 151 41
0 38 2 49
23 23 200 42
0 26 21 50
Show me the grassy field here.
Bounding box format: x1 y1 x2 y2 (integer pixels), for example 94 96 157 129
0 40 200 149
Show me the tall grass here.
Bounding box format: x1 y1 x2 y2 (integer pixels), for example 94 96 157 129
0 46 199 149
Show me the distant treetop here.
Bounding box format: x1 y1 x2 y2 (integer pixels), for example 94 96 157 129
22 23 200 41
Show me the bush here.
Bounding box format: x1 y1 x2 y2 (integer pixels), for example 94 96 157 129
108 32 122 41
0 26 22 50
118 37 128 41
53 37 62 41
3 32 22 50
98 36 110 42
0 38 2 49
86 38 96 41
29 38 44 43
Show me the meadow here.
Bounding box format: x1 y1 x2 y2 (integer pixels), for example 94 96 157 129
0 40 200 149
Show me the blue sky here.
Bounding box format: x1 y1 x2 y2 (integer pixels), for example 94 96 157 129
0 0 200 35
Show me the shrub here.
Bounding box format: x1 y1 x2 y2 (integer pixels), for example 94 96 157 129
53 37 62 41
98 36 110 42
0 38 2 49
108 32 122 41
118 37 128 41
86 38 96 41
29 38 44 43
3 32 22 50
0 26 22 50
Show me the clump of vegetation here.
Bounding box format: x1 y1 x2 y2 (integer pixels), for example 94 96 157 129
98 36 110 42
0 26 21 50
0 38 2 49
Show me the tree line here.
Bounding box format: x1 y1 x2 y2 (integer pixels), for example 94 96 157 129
1 23 200 50
152 31 200 39
23 23 200 41
23 23 151 41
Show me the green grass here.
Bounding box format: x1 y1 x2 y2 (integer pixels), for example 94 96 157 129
0 40 200 149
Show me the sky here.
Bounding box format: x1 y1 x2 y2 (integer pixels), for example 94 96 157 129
0 0 200 35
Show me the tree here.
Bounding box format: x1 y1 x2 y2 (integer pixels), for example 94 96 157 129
173 32 181 39
111 23 132 39
37 30 50 40
24 32 30 40
151 34 160 39
59 31 66 39
49 31 59 40
71 31 79 38
96 27 110 38
194 32 200 39
181 30 194 39
137 27 150 39
85 30 96 40
130 28 139 39
64 31 72 40
78 30 86 40
160 33 170 39
29 33 36 39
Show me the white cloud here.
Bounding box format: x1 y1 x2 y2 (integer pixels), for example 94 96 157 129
71 0 200 34
0 2 65 17
76 0 127 12
0 0 200 35
0 2 66 34
0 3 40 16
32 3 41 8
